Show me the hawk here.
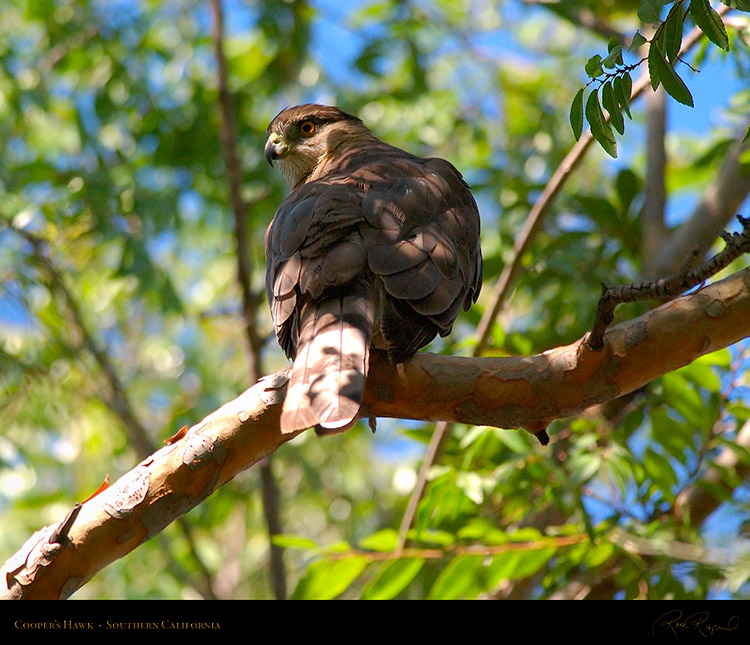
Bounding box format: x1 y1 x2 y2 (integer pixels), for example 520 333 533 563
264 104 482 435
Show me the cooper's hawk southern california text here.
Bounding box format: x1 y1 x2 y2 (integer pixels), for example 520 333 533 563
264 104 482 435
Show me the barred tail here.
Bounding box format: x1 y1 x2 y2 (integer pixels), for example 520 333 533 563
281 284 375 435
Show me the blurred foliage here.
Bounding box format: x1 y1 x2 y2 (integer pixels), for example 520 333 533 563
1 0 750 599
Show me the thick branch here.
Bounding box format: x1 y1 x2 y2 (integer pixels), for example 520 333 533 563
2 267 749 599
209 0 286 600
642 86 669 271
650 134 750 279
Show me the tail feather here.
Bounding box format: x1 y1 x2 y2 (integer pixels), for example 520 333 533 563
281 285 375 434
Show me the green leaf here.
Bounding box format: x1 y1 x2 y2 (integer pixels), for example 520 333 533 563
292 556 368 599
362 558 424 599
721 0 750 11
649 42 694 106
585 54 603 78
692 0 730 50
613 76 633 119
647 42 661 90
569 452 603 484
643 447 679 491
486 548 556 585
743 125 750 143
663 2 685 63
585 88 618 158
602 44 623 69
662 371 714 428
358 529 399 552
615 168 640 210
628 30 649 52
638 0 667 23
570 87 584 140
456 471 485 504
427 555 483 599
602 81 625 135
494 428 533 454
650 406 692 464
271 534 319 550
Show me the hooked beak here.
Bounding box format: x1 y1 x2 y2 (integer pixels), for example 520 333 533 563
265 133 285 166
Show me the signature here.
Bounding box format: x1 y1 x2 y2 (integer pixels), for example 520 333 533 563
653 610 740 638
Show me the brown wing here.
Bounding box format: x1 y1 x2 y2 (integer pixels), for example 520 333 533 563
358 155 482 363
265 182 366 359
265 146 482 433
265 181 374 433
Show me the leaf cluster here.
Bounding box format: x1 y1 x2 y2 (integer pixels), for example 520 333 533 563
571 0 747 156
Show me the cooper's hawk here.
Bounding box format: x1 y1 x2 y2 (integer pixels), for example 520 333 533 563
264 104 482 435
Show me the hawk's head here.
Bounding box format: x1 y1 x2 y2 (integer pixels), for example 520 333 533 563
264 104 371 187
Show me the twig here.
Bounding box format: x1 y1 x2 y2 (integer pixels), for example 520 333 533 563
48 504 83 546
588 215 750 350
328 533 589 562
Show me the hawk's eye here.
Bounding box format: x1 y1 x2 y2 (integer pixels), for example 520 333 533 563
299 120 316 136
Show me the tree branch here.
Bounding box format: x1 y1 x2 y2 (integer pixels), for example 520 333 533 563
3 266 749 599
649 132 750 278
399 9 731 547
7 223 221 599
642 86 669 274
588 215 750 349
474 12 717 351
209 0 287 599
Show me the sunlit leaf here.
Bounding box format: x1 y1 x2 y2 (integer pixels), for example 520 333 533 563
359 529 399 552
271 534 319 550
649 42 694 106
570 87 584 140
585 88 618 157
486 547 556 586
362 558 424 599
692 0 730 51
427 555 483 599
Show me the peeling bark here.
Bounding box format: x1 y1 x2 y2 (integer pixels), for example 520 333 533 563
2 267 749 599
